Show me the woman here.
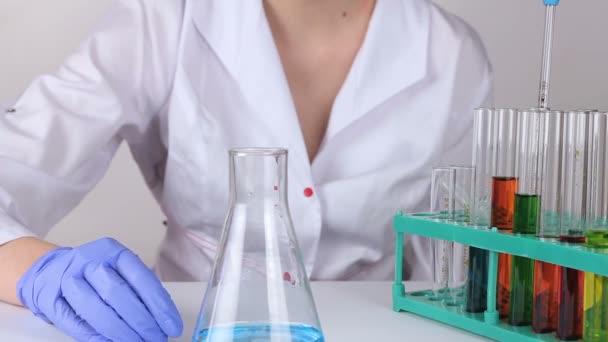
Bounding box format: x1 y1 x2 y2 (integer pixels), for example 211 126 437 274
0 0 492 340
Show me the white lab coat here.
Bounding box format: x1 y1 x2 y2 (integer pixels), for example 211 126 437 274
0 0 492 281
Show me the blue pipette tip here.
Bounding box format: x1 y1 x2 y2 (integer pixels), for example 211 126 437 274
544 0 559 5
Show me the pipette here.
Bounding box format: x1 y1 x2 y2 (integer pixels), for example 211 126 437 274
538 0 559 109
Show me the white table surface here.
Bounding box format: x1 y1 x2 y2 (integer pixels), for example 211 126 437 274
0 282 488 342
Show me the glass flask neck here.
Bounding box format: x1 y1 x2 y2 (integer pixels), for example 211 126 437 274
229 149 288 205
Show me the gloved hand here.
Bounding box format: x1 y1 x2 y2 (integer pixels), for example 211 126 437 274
17 238 183 342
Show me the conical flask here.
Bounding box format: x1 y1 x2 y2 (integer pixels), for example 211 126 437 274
193 148 325 342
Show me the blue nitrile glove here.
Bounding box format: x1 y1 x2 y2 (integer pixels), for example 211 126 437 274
17 238 183 342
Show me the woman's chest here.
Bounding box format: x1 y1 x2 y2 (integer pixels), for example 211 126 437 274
155 24 455 234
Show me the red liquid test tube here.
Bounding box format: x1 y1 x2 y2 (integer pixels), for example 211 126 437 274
532 110 564 333
556 110 593 340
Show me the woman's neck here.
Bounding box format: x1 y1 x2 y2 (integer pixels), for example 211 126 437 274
263 0 376 38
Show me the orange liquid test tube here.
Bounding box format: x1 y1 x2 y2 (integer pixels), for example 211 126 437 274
490 109 518 319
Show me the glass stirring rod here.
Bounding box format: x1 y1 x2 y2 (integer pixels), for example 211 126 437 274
538 0 559 109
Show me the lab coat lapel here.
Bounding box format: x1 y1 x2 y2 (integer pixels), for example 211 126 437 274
325 0 431 140
190 0 311 175
190 1 321 275
190 0 430 166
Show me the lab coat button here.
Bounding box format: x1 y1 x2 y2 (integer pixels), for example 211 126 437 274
304 187 314 198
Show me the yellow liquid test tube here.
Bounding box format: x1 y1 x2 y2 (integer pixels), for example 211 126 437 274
583 112 608 341
584 272 608 341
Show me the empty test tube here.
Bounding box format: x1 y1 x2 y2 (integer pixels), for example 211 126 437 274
447 166 475 307
430 167 455 300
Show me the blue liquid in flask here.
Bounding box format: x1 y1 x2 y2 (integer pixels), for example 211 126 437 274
195 323 324 342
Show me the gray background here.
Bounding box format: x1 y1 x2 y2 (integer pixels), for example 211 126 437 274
1 0 607 266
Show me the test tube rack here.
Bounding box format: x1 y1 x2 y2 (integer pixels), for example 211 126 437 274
392 212 608 342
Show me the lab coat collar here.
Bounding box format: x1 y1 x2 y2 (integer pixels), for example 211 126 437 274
190 0 431 147
190 0 311 171
327 0 431 139
191 1 321 274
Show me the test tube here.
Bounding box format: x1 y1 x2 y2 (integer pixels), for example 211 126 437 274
492 108 519 230
560 110 593 242
493 108 518 318
430 167 455 300
538 110 565 238
557 110 593 340
472 108 496 228
448 166 475 307
583 111 608 341
509 109 541 326
453 166 475 224
585 111 608 247
466 108 494 313
533 110 564 333
431 167 455 221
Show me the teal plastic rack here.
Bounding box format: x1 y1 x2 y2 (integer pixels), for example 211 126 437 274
392 212 608 342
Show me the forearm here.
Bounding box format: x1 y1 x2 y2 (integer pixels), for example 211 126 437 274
0 237 58 306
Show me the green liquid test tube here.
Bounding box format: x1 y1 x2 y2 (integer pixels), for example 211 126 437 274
510 195 538 326
509 109 541 326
